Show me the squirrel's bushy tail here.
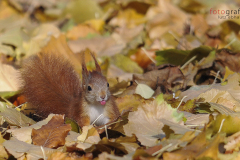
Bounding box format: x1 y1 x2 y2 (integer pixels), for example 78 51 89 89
21 53 83 119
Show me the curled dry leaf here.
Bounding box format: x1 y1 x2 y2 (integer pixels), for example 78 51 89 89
132 64 185 94
32 114 71 148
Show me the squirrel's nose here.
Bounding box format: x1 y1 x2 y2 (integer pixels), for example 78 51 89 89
100 95 106 99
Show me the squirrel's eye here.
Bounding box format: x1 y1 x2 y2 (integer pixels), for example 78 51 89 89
107 83 109 87
87 86 92 91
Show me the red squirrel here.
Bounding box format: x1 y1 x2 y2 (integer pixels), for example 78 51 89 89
20 52 120 127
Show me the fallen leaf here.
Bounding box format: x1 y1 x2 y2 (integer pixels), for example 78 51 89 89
0 133 8 159
0 105 36 127
198 89 240 111
225 131 240 152
77 125 99 142
111 54 143 74
85 137 128 156
146 0 188 39
214 48 240 75
0 62 20 92
212 114 240 135
66 24 99 40
32 114 71 148
98 152 132 160
109 9 146 28
7 114 56 144
41 34 82 72
130 48 156 69
130 64 185 94
135 83 154 99
3 137 59 160
163 132 225 159
123 94 184 147
64 0 104 23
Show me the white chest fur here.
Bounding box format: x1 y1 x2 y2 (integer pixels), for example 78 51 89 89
88 104 110 126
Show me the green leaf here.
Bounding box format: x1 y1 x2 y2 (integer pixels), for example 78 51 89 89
156 45 213 66
65 117 80 133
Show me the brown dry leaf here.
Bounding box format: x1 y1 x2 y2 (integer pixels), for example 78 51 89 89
66 24 99 40
146 0 188 39
181 49 216 86
7 114 56 144
214 48 240 75
41 34 82 72
32 114 71 148
131 64 185 94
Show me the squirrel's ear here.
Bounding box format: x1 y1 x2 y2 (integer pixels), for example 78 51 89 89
81 51 89 86
89 51 101 73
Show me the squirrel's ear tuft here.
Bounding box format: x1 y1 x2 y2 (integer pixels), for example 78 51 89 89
89 51 101 73
81 51 89 86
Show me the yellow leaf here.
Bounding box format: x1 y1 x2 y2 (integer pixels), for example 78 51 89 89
84 19 105 32
223 66 235 82
135 83 154 99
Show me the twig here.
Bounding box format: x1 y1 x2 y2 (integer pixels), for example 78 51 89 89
91 114 103 125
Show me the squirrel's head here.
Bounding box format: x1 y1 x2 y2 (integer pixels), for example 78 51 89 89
81 51 110 105
83 71 110 105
